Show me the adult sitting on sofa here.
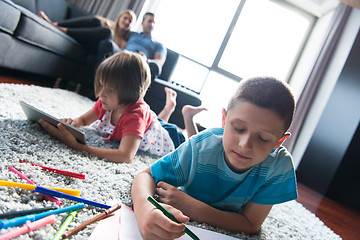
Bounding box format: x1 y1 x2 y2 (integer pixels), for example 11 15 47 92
37 9 137 69
0 0 202 128
0 0 96 92
97 11 166 81
125 12 166 80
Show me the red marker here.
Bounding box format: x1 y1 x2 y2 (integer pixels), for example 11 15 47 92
19 161 85 180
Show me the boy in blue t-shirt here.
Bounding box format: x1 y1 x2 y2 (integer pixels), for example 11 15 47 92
131 76 297 239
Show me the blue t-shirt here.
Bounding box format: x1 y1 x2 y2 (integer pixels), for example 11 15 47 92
125 32 166 60
151 128 298 213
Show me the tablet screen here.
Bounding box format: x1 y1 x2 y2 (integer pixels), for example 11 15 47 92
19 101 86 144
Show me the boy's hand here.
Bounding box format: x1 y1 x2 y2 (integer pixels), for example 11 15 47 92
138 202 189 240
156 181 192 212
38 119 81 149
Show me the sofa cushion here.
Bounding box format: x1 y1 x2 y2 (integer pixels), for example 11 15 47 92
10 0 36 13
0 0 21 34
0 32 88 81
67 4 93 19
2 0 86 62
36 0 68 22
11 0 68 22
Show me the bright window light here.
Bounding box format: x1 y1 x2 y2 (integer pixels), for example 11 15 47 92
195 71 239 128
170 56 209 93
154 0 239 66
219 0 313 81
152 0 314 127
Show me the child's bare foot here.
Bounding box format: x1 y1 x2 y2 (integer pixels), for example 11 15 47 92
164 87 177 114
182 105 207 138
157 87 177 123
182 105 207 120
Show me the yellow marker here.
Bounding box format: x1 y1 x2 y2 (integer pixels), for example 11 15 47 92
0 180 80 196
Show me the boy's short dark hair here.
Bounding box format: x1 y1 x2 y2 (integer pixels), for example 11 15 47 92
94 51 151 106
227 76 295 132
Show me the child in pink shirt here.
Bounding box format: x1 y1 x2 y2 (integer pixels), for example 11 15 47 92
39 51 205 163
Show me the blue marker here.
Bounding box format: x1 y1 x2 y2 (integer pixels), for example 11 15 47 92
0 203 84 229
34 186 111 209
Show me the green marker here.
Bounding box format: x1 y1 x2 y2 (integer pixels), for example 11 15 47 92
53 210 78 240
147 196 200 240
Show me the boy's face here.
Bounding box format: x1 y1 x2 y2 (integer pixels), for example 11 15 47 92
222 101 289 173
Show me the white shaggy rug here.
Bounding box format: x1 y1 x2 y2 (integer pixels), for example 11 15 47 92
0 83 341 239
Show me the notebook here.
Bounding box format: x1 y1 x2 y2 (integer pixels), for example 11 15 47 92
19 101 86 144
89 202 239 240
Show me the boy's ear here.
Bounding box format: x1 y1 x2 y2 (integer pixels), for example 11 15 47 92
274 132 291 149
221 108 227 129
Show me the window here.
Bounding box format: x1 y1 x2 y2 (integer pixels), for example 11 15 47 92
153 0 239 66
153 0 314 127
196 71 239 127
219 0 313 81
170 57 208 93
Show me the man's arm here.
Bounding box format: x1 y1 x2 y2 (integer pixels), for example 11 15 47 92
156 181 273 235
148 52 166 68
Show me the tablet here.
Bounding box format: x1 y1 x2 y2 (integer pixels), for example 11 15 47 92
19 101 86 144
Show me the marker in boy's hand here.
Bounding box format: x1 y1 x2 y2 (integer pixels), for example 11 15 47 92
132 76 298 237
145 202 189 239
147 196 199 240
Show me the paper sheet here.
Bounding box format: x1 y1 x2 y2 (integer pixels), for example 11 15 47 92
90 203 238 240
88 200 122 240
118 205 239 240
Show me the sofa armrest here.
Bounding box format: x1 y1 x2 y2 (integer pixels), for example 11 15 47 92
144 78 202 129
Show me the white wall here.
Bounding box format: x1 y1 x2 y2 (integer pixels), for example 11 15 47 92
291 7 360 168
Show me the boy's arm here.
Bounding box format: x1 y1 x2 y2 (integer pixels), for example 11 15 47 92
38 120 141 163
156 181 272 235
131 168 190 240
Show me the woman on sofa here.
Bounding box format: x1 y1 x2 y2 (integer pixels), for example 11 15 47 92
38 10 136 64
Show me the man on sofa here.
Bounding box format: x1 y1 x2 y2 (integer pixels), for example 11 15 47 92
125 12 167 79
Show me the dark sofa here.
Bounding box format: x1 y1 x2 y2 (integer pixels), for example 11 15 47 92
0 0 94 89
0 0 202 128
144 49 202 128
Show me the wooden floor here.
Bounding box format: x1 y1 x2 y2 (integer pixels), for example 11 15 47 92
297 183 360 240
1 72 360 240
